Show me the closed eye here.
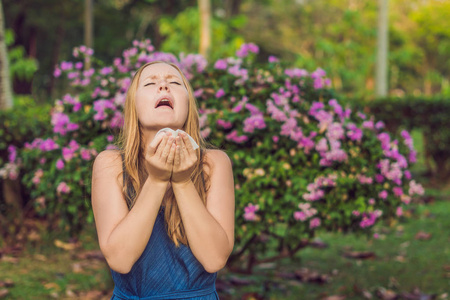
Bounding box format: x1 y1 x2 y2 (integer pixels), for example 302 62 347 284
171 82 181 85
144 83 155 86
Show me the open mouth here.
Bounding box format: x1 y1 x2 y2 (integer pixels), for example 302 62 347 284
155 98 174 109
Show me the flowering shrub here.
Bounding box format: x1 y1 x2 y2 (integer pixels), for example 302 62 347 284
0 40 425 272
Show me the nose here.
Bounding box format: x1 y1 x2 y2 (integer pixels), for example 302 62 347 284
159 82 169 92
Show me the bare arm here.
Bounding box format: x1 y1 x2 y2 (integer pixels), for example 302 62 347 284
91 151 168 273
91 133 175 274
171 136 235 273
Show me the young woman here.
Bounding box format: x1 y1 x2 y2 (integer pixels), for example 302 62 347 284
91 61 235 299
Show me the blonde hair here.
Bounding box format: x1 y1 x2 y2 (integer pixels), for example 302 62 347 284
116 60 216 247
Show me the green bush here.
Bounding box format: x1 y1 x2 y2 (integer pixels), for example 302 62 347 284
0 40 425 272
346 96 450 182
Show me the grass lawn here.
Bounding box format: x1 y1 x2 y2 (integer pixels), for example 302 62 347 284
223 197 450 299
1 193 448 299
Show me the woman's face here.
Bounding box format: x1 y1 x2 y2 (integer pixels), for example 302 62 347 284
135 63 189 130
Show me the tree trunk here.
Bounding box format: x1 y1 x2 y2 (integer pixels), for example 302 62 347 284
225 0 242 18
84 0 93 70
0 0 13 110
0 178 24 245
375 0 389 97
198 0 211 59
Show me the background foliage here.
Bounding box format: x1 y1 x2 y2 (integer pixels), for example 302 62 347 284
3 0 449 102
0 40 426 273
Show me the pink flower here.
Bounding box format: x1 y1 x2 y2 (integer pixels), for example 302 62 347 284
244 203 260 221
309 217 321 229
375 174 384 183
214 59 227 70
396 207 403 217
53 68 62 77
75 62 83 69
225 130 248 143
217 119 232 129
379 190 388 199
32 169 44 185
401 194 411 205
80 148 92 160
57 182 71 194
236 43 259 58
268 56 279 63
408 180 424 196
56 159 65 170
215 89 225 98
393 187 403 197
294 211 307 221
7 145 17 162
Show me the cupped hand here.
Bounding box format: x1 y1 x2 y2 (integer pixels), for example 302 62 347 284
171 131 198 184
144 132 176 184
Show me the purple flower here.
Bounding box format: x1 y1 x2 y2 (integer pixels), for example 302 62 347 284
56 159 65 170
393 186 403 197
57 181 71 194
83 68 95 77
245 103 262 115
309 217 321 229
244 203 260 221
214 59 227 70
53 68 62 77
194 89 203 98
268 55 279 63
215 89 225 98
217 119 232 129
179 53 207 74
294 211 307 221
225 130 248 143
408 180 424 196
93 99 115 121
375 121 385 129
80 148 92 160
100 67 113 75
375 174 384 183
379 190 388 199
284 68 309 78
310 68 327 79
236 43 259 58
75 62 83 69
243 114 266 133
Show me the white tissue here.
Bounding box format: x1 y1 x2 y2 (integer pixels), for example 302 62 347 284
155 128 199 150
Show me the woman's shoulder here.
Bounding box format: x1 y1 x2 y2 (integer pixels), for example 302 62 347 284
92 149 124 182
94 149 122 166
203 149 232 171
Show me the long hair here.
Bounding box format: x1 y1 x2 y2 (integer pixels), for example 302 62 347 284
115 60 216 247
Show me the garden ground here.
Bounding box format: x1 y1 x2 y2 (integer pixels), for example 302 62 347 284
0 186 448 300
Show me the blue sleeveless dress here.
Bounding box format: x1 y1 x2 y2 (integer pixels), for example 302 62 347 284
109 154 219 299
